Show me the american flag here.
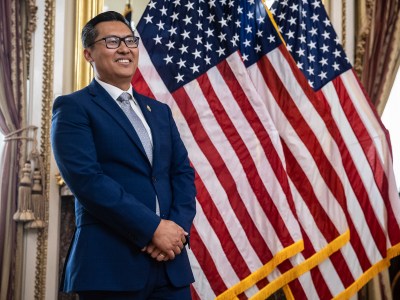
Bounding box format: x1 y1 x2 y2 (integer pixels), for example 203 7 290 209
133 0 400 299
269 0 400 298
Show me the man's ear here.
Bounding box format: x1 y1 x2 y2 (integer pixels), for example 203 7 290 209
83 49 93 62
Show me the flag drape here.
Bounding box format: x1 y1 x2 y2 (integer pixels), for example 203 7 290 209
133 0 400 298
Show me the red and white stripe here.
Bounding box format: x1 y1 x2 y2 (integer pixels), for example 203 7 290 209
136 36 305 298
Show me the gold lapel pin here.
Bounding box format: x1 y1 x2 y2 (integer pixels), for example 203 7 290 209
147 105 151 112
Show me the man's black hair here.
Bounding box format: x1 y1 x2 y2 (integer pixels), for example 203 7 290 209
81 11 133 48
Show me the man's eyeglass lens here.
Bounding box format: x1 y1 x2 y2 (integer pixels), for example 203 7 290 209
103 36 139 49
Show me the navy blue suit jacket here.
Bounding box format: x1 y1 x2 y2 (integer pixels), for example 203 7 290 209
51 80 196 292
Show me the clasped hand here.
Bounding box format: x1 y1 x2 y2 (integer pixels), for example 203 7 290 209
141 219 187 262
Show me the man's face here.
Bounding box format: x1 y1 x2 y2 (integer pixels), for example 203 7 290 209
84 21 138 90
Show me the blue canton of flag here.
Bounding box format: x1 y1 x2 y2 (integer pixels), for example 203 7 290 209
271 0 352 90
137 0 282 93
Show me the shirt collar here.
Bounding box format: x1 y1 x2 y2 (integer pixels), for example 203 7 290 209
95 77 136 104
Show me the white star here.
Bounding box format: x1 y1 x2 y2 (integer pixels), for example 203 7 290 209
335 37 341 44
153 34 162 44
278 12 286 21
267 34 276 43
148 1 156 9
173 0 181 6
208 0 216 8
231 38 238 47
235 20 241 27
185 1 194 10
179 44 188 54
218 32 227 41
205 28 214 37
320 44 329 52
168 26 177 35
300 21 306 30
322 31 330 40
156 20 165 30
297 61 303 69
194 35 203 45
308 80 314 88
183 15 192 25
245 25 252 34
170 12 179 21
296 48 305 57
220 0 227 5
307 66 314 75
163 55 173 64
286 44 293 52
302 9 307 17
318 71 327 80
333 62 340 71
290 3 299 11
247 11 254 19
181 30 190 40
242 53 249 61
256 30 263 37
166 40 175 50
319 57 328 66
204 55 211 65
160 6 168 16
323 18 331 27
204 41 213 51
257 16 265 24
288 17 297 26
177 58 186 69
192 49 202 59
254 44 261 52
196 21 203 31
207 14 215 23
286 30 295 39
243 39 251 47
308 54 315 62
312 0 321 9
281 0 289 7
311 13 319 22
216 47 225 56
248 0 255 4
298 34 306 43
237 6 243 14
175 73 184 83
219 17 228 27
333 49 341 57
308 40 316 49
190 63 200 73
309 27 318 36
270 7 276 15
143 14 153 24
198 8 204 16
228 0 234 7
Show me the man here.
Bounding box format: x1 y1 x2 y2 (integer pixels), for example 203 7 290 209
51 11 196 300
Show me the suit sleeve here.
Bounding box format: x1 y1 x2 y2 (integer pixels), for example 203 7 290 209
165 106 197 234
51 95 161 249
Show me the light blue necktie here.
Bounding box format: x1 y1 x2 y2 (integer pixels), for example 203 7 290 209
117 92 153 165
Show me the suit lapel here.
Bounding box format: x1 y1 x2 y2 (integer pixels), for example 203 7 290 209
88 80 152 166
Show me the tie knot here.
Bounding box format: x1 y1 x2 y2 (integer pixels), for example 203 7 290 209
118 92 131 103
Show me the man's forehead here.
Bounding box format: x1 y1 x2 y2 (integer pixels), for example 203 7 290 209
95 21 133 34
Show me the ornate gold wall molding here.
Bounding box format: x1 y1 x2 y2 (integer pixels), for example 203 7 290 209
74 0 104 90
35 0 55 298
354 0 374 79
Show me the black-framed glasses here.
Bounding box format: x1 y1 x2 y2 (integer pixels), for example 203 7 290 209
88 35 140 49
